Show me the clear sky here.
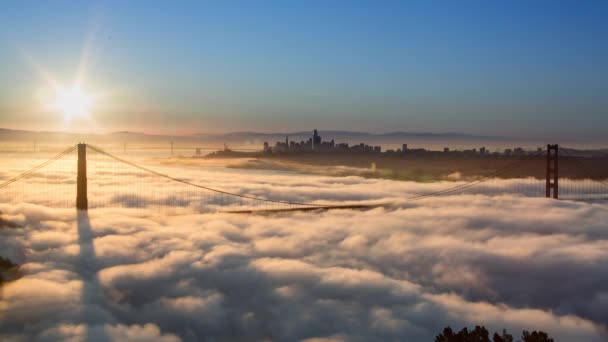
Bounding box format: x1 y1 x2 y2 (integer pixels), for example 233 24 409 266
0 1 606 139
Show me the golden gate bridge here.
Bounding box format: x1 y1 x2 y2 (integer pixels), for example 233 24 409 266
1 143 608 213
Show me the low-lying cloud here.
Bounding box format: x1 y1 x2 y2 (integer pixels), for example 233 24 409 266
0 154 607 341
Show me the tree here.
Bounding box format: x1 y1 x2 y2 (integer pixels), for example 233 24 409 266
436 326 553 342
435 326 490 342
493 329 514 342
469 326 491 342
435 327 458 342
521 331 554 342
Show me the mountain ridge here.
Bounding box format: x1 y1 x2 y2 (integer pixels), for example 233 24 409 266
0 127 507 140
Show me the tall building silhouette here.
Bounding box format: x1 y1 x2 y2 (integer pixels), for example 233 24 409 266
313 129 321 150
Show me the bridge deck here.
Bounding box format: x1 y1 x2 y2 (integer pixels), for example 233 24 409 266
226 203 387 214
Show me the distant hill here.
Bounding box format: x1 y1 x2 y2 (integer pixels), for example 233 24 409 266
0 127 502 141
2 127 600 151
195 130 504 141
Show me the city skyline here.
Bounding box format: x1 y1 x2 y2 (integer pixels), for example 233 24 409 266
0 1 607 139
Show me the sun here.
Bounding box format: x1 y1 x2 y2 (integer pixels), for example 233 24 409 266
52 86 93 121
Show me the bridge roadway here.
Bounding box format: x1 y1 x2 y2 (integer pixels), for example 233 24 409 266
226 203 388 214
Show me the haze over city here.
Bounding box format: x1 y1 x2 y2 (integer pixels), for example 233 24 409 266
1 2 607 342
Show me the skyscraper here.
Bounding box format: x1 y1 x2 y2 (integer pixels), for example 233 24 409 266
313 129 321 150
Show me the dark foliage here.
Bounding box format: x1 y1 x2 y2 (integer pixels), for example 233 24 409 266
493 329 514 342
435 326 490 342
521 331 554 342
436 326 554 342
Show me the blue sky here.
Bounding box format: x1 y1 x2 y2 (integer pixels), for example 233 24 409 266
0 1 606 139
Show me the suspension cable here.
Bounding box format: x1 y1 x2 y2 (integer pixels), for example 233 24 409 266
404 150 544 201
88 144 546 207
0 144 555 212
87 144 324 207
0 145 77 189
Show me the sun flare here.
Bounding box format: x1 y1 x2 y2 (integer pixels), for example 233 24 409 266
52 86 92 121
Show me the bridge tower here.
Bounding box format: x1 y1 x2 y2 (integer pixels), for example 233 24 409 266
546 144 558 199
76 143 88 210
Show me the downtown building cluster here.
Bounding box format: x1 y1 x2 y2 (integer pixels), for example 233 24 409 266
262 129 541 157
263 129 382 154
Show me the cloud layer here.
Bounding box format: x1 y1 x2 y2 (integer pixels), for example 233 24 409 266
0 154 607 341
